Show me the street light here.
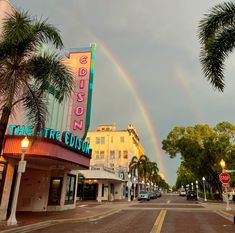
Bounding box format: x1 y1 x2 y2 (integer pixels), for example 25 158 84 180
220 159 225 170
7 136 29 225
195 180 198 200
202 177 207 202
141 180 145 191
128 173 131 202
191 182 194 190
133 177 136 200
220 159 231 211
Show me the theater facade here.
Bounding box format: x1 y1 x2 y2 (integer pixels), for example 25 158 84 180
0 44 96 220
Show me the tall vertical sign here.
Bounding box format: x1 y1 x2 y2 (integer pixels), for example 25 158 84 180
64 44 96 139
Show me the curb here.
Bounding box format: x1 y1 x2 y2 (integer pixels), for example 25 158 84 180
215 210 234 223
0 209 121 233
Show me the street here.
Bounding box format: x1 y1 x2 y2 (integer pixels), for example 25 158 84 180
25 194 235 233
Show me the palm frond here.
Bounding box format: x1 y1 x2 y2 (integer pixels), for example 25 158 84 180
30 52 73 102
32 20 63 49
200 26 235 91
2 10 32 45
199 1 235 46
23 84 48 133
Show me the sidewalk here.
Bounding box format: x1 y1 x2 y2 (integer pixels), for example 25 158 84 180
199 199 235 222
0 201 127 233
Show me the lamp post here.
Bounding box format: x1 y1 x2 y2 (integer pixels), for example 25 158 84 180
7 136 29 226
128 173 131 202
133 177 136 200
141 180 144 191
220 159 231 211
195 180 198 200
202 177 207 201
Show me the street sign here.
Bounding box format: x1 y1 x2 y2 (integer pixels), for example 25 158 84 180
219 172 230 184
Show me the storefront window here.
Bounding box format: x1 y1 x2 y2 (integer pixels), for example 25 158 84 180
48 177 63 205
65 174 76 204
0 163 6 203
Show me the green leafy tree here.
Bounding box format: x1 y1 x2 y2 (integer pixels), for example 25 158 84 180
175 163 195 190
162 122 235 194
0 10 73 152
199 1 235 91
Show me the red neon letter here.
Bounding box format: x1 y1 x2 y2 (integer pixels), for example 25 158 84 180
78 68 87 76
79 80 85 89
73 120 83 130
75 107 84 116
80 56 88 64
77 93 85 102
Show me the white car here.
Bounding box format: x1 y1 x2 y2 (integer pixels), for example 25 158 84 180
179 190 186 196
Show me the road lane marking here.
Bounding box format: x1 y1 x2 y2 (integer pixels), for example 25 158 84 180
150 210 167 233
77 205 87 207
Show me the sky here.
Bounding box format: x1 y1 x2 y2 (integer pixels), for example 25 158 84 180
5 0 235 185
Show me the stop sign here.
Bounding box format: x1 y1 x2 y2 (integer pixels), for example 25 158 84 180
219 172 230 184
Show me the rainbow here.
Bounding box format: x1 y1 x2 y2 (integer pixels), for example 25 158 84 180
93 39 168 180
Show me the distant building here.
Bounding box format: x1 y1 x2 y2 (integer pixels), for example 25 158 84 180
86 124 145 179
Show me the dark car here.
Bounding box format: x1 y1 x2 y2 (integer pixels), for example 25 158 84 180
186 190 197 200
155 190 161 197
149 191 157 199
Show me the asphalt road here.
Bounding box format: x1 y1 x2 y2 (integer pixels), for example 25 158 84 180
27 194 235 233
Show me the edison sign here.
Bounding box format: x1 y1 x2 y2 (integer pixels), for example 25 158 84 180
64 45 96 139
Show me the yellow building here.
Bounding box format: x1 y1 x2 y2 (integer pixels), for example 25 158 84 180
86 124 145 177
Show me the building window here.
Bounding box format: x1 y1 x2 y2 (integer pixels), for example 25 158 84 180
100 151 105 159
118 151 122 159
111 136 113 143
101 137 105 144
48 177 63 205
123 150 128 159
95 151 99 160
96 137 100 144
0 163 7 203
120 136 125 143
110 150 115 160
65 174 76 204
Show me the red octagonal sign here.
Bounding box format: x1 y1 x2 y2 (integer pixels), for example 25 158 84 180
219 172 230 184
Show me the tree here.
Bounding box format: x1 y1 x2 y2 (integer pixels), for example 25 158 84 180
162 122 235 195
146 161 159 190
0 10 73 152
129 154 148 193
199 1 235 91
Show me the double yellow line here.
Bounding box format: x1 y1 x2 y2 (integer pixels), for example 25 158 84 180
150 210 167 233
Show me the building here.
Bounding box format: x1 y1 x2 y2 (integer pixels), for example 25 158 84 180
0 5 96 221
78 166 124 202
86 124 145 179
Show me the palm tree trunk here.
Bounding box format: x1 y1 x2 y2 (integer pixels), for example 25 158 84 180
0 106 11 154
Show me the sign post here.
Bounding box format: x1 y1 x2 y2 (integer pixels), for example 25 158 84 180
219 172 231 211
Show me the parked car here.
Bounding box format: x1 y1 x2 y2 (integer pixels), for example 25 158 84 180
137 191 151 201
179 189 186 196
186 190 197 200
149 191 157 199
155 190 162 197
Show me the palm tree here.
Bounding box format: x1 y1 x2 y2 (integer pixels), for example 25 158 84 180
147 161 159 191
129 154 148 194
0 10 73 152
199 1 235 91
